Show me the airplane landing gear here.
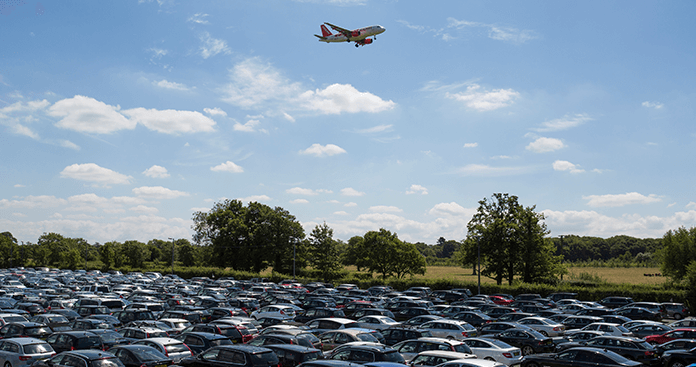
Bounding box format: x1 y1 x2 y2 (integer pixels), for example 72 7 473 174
355 43 359 48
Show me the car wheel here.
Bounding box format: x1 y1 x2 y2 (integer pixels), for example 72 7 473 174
670 361 685 367
526 362 539 367
539 330 549 336
522 346 535 356
484 357 495 362
6 362 12 367
674 313 683 320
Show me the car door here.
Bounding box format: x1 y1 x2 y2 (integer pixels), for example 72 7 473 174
113 348 139 367
394 340 419 361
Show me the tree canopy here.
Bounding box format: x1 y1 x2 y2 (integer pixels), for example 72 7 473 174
343 228 426 279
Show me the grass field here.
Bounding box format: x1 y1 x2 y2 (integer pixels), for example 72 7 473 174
409 266 666 285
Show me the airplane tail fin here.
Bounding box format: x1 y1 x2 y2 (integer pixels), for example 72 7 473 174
320 24 332 37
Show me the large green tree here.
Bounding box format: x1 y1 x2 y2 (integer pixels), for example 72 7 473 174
192 199 305 273
0 232 21 267
343 228 426 279
661 227 696 281
459 193 563 285
307 222 342 281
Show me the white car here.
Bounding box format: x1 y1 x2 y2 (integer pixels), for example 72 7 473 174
580 322 633 337
461 337 523 366
393 337 474 363
353 315 401 330
249 305 296 320
409 350 477 367
434 358 505 367
517 317 566 337
420 320 478 340
132 337 193 362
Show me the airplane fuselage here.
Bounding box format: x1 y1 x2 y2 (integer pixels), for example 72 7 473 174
319 25 385 43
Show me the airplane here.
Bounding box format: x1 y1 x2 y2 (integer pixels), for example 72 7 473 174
314 22 386 47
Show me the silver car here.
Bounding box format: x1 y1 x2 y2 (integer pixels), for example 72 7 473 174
0 337 55 367
420 320 478 340
517 317 566 337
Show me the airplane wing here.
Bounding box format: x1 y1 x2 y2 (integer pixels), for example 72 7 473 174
324 22 353 38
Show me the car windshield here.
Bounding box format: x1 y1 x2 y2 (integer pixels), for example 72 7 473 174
453 344 472 354
617 325 631 333
23 343 53 354
26 327 52 336
381 351 404 363
250 351 279 367
527 329 546 338
357 333 379 342
210 339 232 347
4 316 27 323
97 331 125 343
91 357 126 367
165 343 190 353
132 347 167 361
77 336 103 348
603 350 633 363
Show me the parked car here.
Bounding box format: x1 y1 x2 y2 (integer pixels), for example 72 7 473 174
407 350 476 367
31 350 126 367
492 328 554 356
391 337 474 363
177 331 232 355
567 336 659 365
131 337 193 363
655 339 696 356
351 316 400 331
380 327 433 346
520 347 642 367
176 345 279 367
516 317 566 337
46 331 104 353
0 337 55 367
319 329 382 351
663 304 690 321
627 323 672 338
264 344 322 367
579 323 632 337
325 343 405 364
109 345 174 367
0 322 52 340
419 320 477 340
645 329 696 345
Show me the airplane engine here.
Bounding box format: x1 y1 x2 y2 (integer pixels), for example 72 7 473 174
362 38 373 44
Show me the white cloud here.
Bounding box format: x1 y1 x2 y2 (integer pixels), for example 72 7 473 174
221 58 395 115
204 107 227 117
199 31 231 59
356 124 393 134
463 142 478 148
429 202 471 216
406 184 428 195
299 143 347 157
369 205 402 213
14 184 25 188
447 18 537 43
233 118 261 132
526 137 565 153
132 186 189 199
687 202 696 209
130 205 159 213
0 195 67 209
300 84 396 114
583 192 662 207
211 161 244 173
341 188 365 197
333 211 349 216
49 95 136 134
344 202 358 207
188 13 209 25
642 101 664 109
552 160 585 174
446 84 519 111
122 108 215 134
153 79 189 91
290 199 309 204
59 140 80 150
282 112 295 122
534 113 592 132
60 163 132 185
286 187 319 196
148 48 168 59
143 165 170 178
456 164 528 176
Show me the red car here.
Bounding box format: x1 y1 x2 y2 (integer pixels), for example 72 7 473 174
645 328 696 344
490 296 514 306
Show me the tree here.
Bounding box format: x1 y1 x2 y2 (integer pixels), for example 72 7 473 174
343 228 426 280
459 193 563 285
177 239 199 267
0 232 20 268
192 199 305 273
307 222 342 281
122 240 149 268
661 227 696 281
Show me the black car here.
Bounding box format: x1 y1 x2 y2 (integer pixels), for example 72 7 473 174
111 310 157 324
561 316 603 330
257 329 322 350
560 336 659 365
521 347 642 367
295 308 346 324
599 297 635 309
74 306 111 318
181 323 252 344
247 333 316 349
493 328 554 356
208 308 249 322
380 327 433 346
553 331 604 350
655 339 696 356
31 350 126 367
495 312 536 323
46 331 105 353
0 321 52 340
264 345 322 367
401 316 442 328
393 308 431 322
350 309 394 320
659 346 696 367
110 345 174 367
612 307 662 321
177 331 232 355
71 318 114 331
453 311 495 328
177 345 280 367
479 322 526 336
88 329 130 350
325 344 405 364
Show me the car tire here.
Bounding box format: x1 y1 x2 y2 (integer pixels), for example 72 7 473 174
670 360 685 367
674 313 683 320
484 357 495 362
526 362 539 367
6 362 12 367
522 346 535 356
539 330 549 336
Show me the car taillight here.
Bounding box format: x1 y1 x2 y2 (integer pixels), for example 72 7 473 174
553 327 560 331
645 351 655 356
461 332 469 337
503 353 512 358
19 356 31 361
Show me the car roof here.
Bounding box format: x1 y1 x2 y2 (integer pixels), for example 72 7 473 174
180 331 228 339
417 337 465 345
1 337 48 345
415 350 473 358
265 344 321 353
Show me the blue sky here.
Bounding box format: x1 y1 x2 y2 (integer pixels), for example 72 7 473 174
2 0 695 245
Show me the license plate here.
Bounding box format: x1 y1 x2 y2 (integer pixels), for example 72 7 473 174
155 364 167 367
513 352 520 356
511 364 521 367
